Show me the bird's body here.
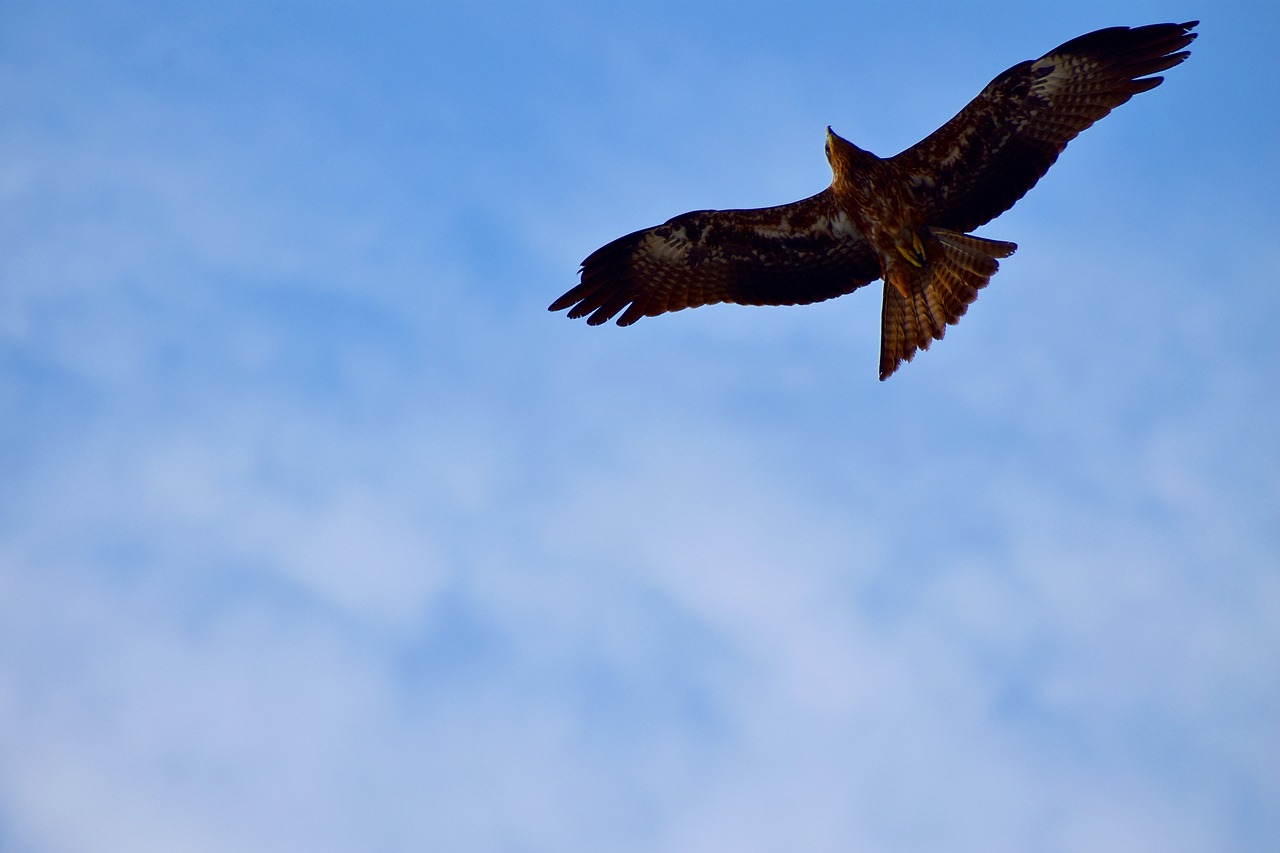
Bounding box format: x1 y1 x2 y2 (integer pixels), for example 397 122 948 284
826 132 1021 378
550 22 1198 379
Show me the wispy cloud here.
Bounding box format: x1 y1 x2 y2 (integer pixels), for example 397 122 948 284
1 3 1276 852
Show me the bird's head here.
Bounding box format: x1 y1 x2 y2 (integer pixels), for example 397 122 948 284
824 127 875 186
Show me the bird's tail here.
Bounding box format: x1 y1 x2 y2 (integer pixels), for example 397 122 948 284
879 229 1017 380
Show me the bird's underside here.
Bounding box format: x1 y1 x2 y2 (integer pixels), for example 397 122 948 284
549 21 1197 380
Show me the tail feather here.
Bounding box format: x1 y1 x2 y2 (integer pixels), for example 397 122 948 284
879 229 1016 380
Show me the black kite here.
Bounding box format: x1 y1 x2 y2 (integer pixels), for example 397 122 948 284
550 22 1198 379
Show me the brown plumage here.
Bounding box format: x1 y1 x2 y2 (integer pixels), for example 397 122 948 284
550 22 1197 380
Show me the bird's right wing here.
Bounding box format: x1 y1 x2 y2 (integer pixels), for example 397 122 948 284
892 21 1197 234
549 190 881 326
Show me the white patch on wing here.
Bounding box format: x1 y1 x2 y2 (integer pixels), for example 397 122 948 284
1031 55 1088 98
642 230 689 263
829 211 860 238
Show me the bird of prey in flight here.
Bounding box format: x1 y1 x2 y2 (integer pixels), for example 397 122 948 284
549 22 1198 380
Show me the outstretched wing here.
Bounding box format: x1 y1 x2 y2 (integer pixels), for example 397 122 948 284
549 190 880 326
893 21 1197 233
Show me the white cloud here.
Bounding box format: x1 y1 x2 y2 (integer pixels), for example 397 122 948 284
1 4 1276 853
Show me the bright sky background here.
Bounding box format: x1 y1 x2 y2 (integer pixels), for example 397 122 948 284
2 2 1277 851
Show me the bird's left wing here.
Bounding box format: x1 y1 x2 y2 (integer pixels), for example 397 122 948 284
550 190 880 326
892 21 1197 234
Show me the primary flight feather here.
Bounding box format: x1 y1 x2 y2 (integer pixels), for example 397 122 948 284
549 21 1198 380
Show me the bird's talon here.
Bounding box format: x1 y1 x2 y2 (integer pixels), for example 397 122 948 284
897 237 926 268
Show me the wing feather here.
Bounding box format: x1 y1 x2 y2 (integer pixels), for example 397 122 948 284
550 190 880 326
893 21 1197 233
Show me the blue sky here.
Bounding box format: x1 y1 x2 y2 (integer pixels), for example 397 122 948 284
2 2 1277 851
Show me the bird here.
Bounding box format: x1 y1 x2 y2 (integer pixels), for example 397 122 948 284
549 21 1197 380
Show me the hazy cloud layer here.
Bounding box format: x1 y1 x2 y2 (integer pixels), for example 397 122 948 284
2 3 1277 851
